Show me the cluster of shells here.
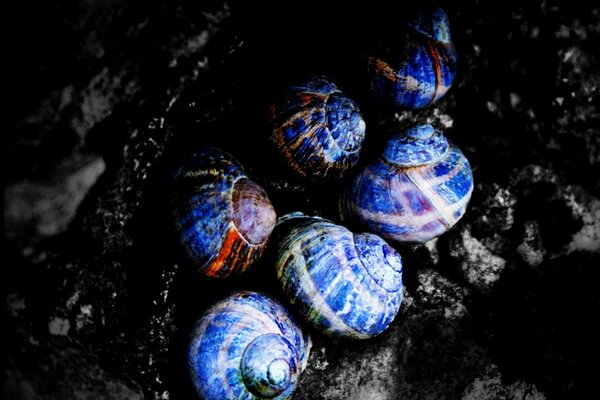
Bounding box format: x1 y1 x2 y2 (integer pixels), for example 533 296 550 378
175 7 474 400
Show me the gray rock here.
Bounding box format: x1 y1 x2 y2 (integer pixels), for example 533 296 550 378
415 269 470 320
512 164 600 255
563 186 600 254
4 154 105 248
295 330 403 400
462 365 546 400
472 183 517 235
449 227 507 294
517 220 545 267
295 271 487 400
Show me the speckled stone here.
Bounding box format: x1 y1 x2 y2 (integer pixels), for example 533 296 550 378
461 366 546 400
448 227 507 294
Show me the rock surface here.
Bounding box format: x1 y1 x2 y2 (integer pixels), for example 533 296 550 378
4 1 599 399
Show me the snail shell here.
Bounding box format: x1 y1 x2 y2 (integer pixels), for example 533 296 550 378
269 76 366 180
340 124 473 243
173 148 276 278
274 213 403 339
367 7 457 109
188 291 311 400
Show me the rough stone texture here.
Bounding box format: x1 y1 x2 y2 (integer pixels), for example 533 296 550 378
4 155 105 248
3 325 143 400
462 366 546 400
3 1 599 399
517 220 545 267
448 227 508 293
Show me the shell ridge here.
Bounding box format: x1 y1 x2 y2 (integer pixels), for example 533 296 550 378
298 253 369 338
386 167 410 231
425 39 443 106
188 292 309 399
191 311 243 399
282 122 329 177
284 224 369 338
270 77 365 180
324 92 365 156
403 167 452 229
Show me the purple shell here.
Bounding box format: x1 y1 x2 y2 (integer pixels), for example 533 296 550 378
340 124 473 243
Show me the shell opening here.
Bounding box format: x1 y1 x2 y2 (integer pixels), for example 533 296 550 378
241 333 298 398
232 178 276 245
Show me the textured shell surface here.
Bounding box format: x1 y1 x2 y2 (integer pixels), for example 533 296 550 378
188 291 311 400
269 76 366 180
367 7 457 109
274 214 403 339
341 124 473 243
173 148 276 278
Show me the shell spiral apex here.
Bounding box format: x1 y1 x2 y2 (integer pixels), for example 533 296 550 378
269 76 366 180
173 148 276 278
188 291 311 400
340 125 474 243
383 124 449 167
274 215 403 339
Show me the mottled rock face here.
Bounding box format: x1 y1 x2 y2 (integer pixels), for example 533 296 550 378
4 1 599 400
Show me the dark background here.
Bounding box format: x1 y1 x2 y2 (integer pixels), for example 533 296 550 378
4 1 599 399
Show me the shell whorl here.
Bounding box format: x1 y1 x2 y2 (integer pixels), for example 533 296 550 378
407 7 452 43
270 76 366 180
275 216 403 339
241 333 298 398
340 126 474 243
173 148 276 278
367 7 457 109
383 124 449 167
353 232 403 292
188 291 310 400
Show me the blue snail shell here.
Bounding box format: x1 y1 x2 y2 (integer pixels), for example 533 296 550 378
340 124 473 243
173 148 276 278
269 76 366 180
368 7 457 109
274 214 403 339
188 291 311 400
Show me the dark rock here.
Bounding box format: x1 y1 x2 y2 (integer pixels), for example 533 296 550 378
471 183 517 236
414 269 470 320
3 326 142 400
512 164 599 254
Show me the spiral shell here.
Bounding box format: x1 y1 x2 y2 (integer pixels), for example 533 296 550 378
173 148 276 278
274 214 403 339
188 291 311 400
341 124 473 243
269 76 366 180
367 7 457 109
